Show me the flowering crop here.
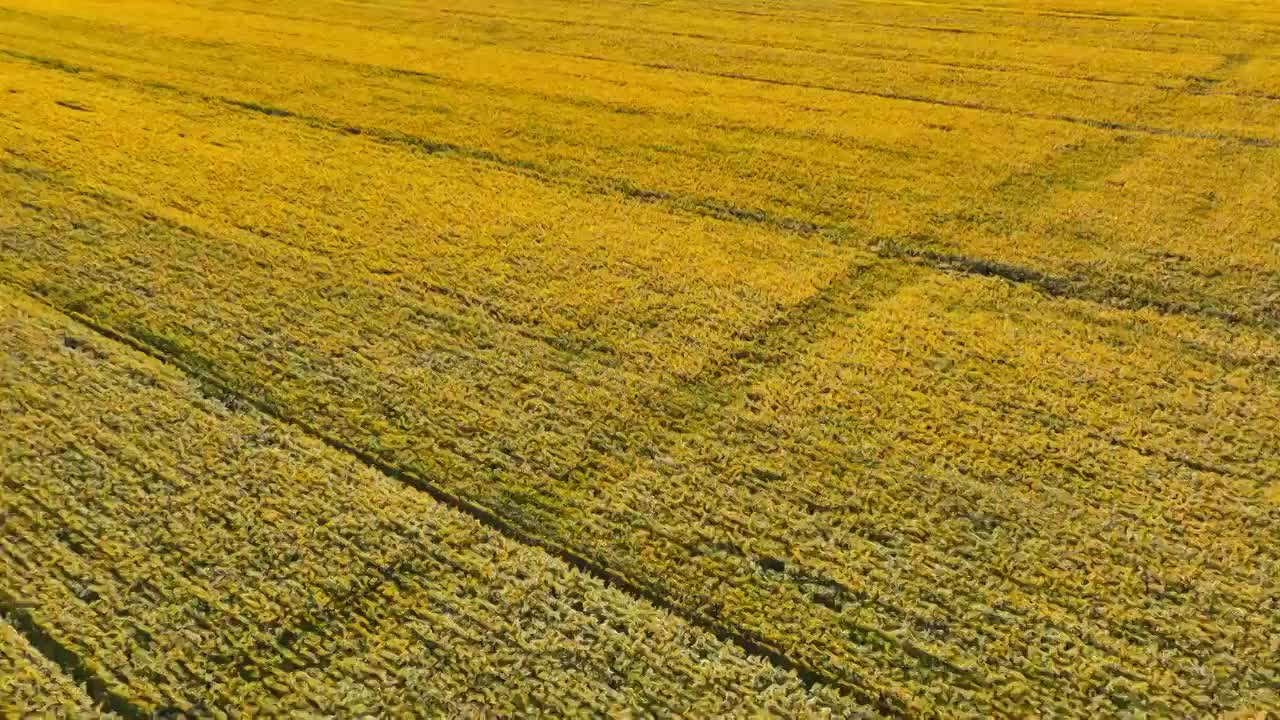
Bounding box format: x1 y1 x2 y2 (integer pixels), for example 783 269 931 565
1 0 1277 715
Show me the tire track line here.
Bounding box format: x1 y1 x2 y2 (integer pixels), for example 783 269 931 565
2 279 900 715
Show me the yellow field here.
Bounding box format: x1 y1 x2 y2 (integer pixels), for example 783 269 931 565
0 0 1277 716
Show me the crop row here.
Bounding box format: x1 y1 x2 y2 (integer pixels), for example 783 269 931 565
0 5 1060 231
1 0 1278 715
1 3 1275 324
3 109 1278 713
0 59 868 381
0 284 854 716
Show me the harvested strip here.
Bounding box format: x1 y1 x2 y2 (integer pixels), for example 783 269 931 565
0 619 113 718
0 285 856 716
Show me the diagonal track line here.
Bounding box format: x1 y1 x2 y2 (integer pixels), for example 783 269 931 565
1 279 903 715
537 49 1280 148
0 47 823 235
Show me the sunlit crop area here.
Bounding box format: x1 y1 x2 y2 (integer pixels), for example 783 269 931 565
1 0 1278 716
